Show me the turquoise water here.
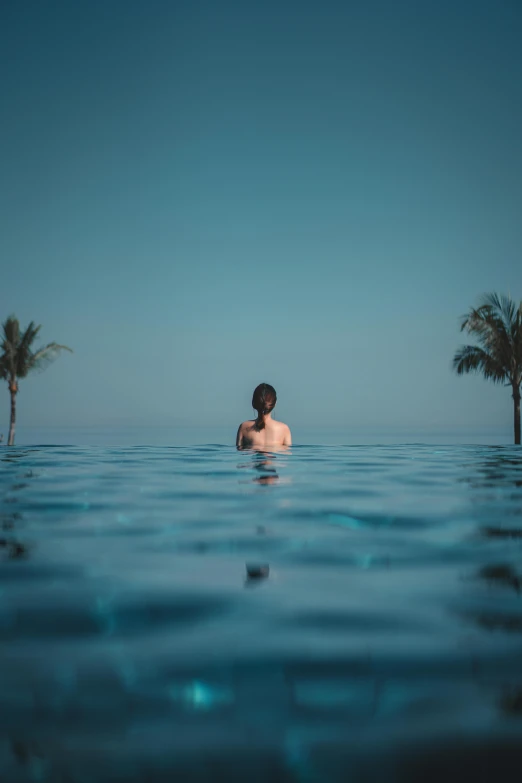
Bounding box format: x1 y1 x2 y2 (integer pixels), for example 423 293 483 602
12 424 513 447
1 444 522 781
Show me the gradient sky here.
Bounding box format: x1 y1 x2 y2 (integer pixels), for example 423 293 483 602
1 0 521 435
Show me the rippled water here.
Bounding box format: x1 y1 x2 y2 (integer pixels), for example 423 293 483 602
1 444 522 782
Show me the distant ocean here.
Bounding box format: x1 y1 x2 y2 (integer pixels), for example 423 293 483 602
8 425 513 447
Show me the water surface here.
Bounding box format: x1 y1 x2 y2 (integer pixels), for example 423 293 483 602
1 444 522 781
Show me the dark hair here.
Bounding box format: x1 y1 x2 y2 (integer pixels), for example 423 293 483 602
252 383 277 431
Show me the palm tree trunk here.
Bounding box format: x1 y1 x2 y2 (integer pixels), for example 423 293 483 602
513 384 521 446
8 380 17 447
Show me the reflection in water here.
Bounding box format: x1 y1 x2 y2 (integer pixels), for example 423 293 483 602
460 450 522 540
254 472 279 485
461 452 522 639
462 611 522 633
500 688 522 716
252 450 278 482
1 510 19 529
2 444 522 780
477 564 521 593
237 448 285 485
11 542 27 558
244 562 270 589
0 448 33 464
0 454 39 560
10 739 45 766
246 563 270 579
0 507 30 558
481 526 522 539
462 449 522 490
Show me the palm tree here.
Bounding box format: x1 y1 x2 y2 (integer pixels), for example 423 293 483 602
0 316 72 446
453 293 522 445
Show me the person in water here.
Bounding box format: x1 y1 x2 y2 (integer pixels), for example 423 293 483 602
236 383 292 449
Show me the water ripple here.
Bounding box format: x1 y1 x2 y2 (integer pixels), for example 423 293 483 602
1 444 522 780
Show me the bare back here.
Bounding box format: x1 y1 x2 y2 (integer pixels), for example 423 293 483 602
236 416 291 449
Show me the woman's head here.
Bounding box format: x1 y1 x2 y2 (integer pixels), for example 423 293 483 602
252 383 277 431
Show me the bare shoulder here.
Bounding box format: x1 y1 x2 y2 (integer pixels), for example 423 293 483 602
236 420 248 437
279 420 292 444
272 419 291 442
236 419 253 446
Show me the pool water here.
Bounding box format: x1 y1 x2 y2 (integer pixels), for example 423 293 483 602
1 444 522 781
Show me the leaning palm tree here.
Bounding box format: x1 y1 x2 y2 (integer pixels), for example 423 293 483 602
0 316 72 446
453 293 522 445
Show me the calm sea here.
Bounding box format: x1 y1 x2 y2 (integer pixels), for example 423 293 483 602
1 439 522 781
9 424 515 447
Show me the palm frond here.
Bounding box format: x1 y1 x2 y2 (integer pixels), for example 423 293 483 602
475 292 518 350
453 344 508 384
16 321 41 376
0 315 20 378
480 292 517 332
24 343 73 376
460 306 498 342
1 315 72 381
2 315 20 347
512 301 522 363
459 294 518 378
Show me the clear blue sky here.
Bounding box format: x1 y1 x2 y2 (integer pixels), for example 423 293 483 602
1 0 521 434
